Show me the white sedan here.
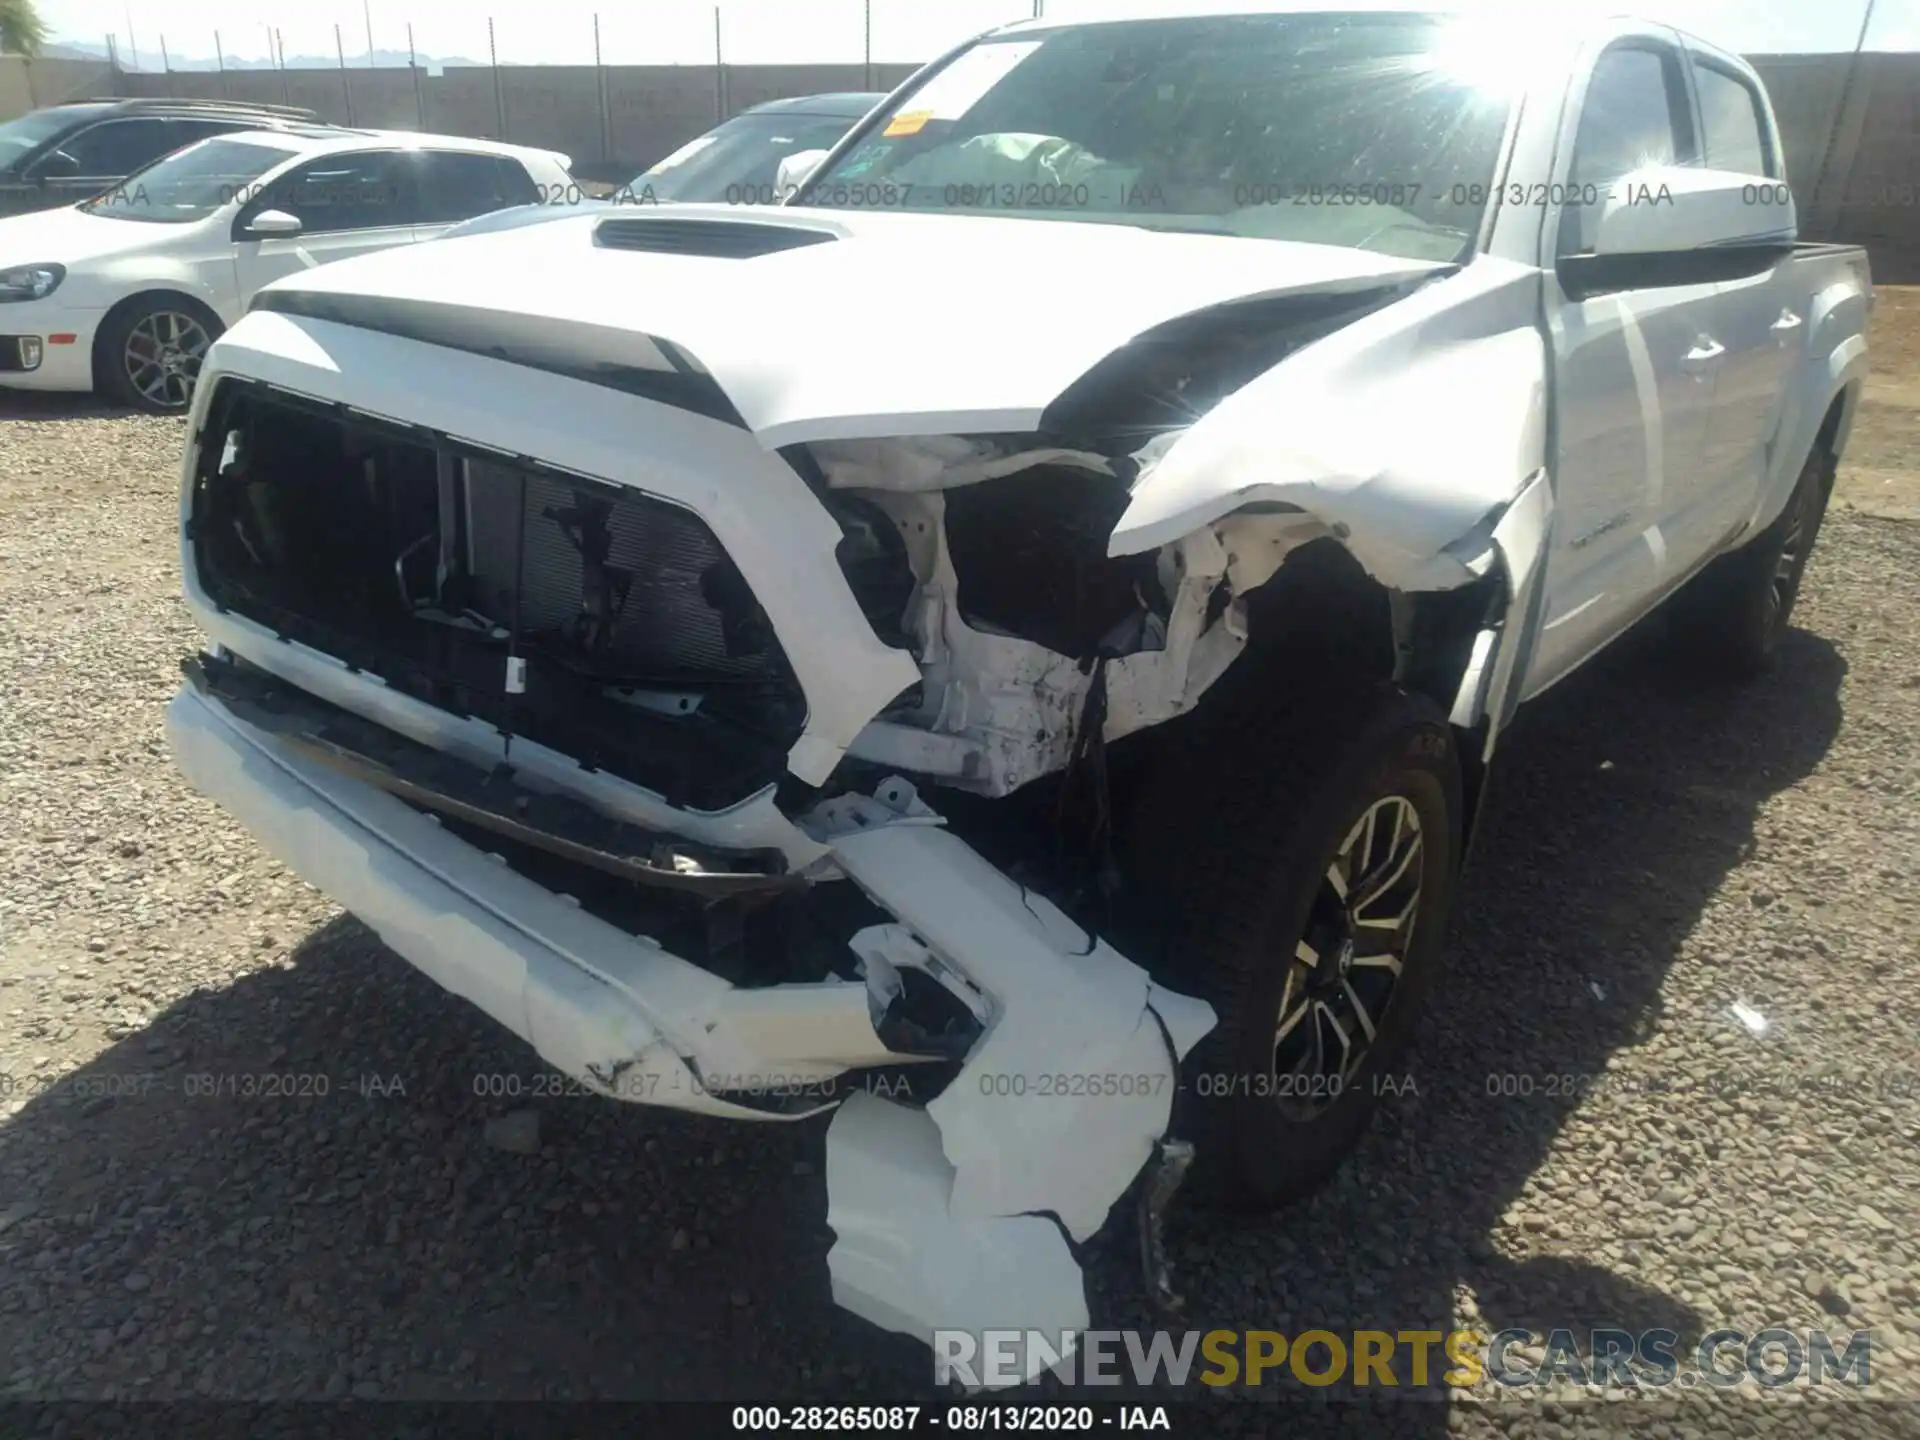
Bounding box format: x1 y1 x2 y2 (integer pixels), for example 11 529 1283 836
0 127 570 411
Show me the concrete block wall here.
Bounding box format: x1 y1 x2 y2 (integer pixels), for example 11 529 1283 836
1826 53 1920 274
1750 53 1919 273
0 55 115 115
26 58 921 173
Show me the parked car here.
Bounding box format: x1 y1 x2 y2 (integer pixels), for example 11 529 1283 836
166 8 1869 1381
434 91 883 240
0 127 570 412
0 97 323 219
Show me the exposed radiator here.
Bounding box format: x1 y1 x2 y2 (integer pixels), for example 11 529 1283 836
192 379 808 811
462 460 782 684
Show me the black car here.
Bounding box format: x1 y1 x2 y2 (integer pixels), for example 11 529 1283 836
624 91 885 205
0 98 324 218
436 92 885 239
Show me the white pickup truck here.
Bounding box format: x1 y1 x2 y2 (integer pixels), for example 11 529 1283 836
166 6 1870 1379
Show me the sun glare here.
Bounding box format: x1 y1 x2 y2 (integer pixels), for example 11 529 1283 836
1423 12 1560 96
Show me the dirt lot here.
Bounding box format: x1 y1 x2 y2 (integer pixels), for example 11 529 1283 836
1836 285 1920 521
2 295 1918 1434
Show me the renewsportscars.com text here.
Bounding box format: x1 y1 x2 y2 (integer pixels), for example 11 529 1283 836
934 1328 1875 1391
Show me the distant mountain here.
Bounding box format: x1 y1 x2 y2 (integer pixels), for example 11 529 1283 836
40 39 481 75
39 42 134 66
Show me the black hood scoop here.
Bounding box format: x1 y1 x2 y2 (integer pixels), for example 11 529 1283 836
592 217 839 258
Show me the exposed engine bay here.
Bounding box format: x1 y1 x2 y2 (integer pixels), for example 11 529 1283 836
818 437 1333 798
190 279 1399 812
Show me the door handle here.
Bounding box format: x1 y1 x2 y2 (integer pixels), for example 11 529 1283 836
1682 337 1726 371
1771 308 1803 340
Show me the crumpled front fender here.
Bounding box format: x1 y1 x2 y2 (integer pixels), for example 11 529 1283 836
1108 258 1548 593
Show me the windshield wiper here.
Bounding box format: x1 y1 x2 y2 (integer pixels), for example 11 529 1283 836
1126 220 1240 237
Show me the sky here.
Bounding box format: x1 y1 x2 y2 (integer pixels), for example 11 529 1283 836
36 0 1919 69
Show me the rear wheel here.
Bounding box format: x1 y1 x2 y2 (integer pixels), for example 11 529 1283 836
1121 682 1462 1209
98 297 222 414
1665 446 1835 678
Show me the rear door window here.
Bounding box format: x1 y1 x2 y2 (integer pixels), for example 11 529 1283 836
1694 62 1775 177
247 151 415 233
414 151 540 223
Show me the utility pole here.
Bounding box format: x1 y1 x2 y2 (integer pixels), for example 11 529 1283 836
489 16 505 139
409 23 426 129
1809 0 1879 233
336 24 355 126
364 0 376 66
594 14 611 167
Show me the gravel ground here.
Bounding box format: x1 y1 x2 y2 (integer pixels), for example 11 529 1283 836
2 361 1918 1436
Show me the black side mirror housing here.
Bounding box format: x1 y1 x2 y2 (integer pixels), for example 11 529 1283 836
30 151 81 181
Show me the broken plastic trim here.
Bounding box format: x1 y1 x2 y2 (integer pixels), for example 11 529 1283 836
817 817 1215 1384
182 653 797 897
168 667 1214 1380
190 377 807 813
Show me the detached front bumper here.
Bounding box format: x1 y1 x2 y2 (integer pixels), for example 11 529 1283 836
168 661 1212 1380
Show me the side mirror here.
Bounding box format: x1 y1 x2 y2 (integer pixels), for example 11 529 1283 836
1559 166 1796 299
244 208 303 237
775 148 830 203
29 150 80 181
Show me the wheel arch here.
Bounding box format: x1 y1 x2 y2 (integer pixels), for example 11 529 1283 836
90 289 227 394
1813 383 1854 475
1200 535 1500 853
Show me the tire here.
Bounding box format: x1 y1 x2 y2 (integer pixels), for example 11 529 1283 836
1120 682 1462 1210
1664 446 1835 679
97 296 223 415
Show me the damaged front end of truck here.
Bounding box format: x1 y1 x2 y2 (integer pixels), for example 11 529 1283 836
169 212 1551 1383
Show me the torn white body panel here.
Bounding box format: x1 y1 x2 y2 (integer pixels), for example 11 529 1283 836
1477 470 1554 747
825 1095 1091 1368
821 823 1212 1382
1109 258 1549 588
168 677 1051 1103
169 671 1212 1376
167 680 785 1120
1445 468 1554 755
830 822 1214 1239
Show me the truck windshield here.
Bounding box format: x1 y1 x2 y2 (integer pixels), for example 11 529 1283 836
802 12 1515 262
78 137 300 223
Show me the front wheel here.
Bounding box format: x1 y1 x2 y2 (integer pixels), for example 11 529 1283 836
1122 683 1462 1209
98 297 222 414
